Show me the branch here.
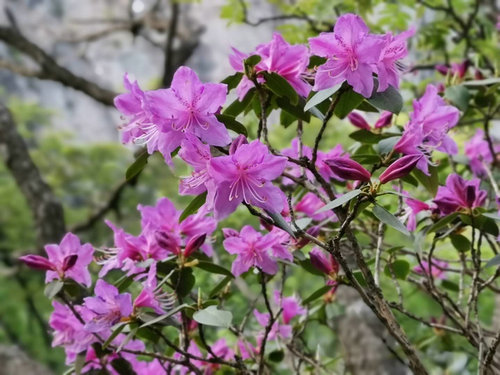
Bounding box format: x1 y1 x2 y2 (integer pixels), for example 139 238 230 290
0 26 116 106
0 103 65 247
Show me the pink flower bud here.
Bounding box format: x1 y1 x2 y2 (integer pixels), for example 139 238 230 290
347 112 370 130
62 254 78 272
374 111 393 129
222 228 239 238
309 248 339 275
325 157 371 182
229 135 248 155
474 69 484 80
184 234 206 257
294 226 320 249
451 60 469 79
19 255 55 271
435 64 449 76
259 218 275 232
379 154 422 184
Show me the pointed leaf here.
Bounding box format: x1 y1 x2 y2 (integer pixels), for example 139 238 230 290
125 151 149 181
302 285 333 304
266 210 296 238
264 72 299 105
195 261 234 278
372 205 410 237
367 85 403 114
315 190 361 214
304 85 341 111
179 192 207 223
193 305 233 328
221 72 243 91
216 114 248 136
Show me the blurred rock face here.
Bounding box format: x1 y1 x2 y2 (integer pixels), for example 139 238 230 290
0 345 53 375
0 0 276 143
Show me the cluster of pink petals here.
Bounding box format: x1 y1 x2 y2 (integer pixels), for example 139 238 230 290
348 111 393 130
172 339 235 375
464 129 500 177
114 66 230 165
394 84 460 174
229 32 311 100
310 14 414 97
414 259 448 280
433 174 487 215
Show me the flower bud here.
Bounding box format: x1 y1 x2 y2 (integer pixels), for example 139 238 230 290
325 157 371 182
309 248 339 275
347 112 370 130
62 254 78 272
435 64 449 76
379 154 422 184
184 234 206 257
374 111 393 129
222 228 239 238
19 255 55 271
229 134 248 155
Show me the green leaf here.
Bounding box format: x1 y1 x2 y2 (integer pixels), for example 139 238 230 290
441 280 460 292
450 234 471 252
264 72 299 105
315 190 362 214
275 96 311 122
269 350 285 362
244 55 261 69
280 109 297 128
352 271 367 287
463 78 500 86
367 85 403 114
445 86 470 111
179 192 207 223
304 85 341 111
302 285 333 304
384 260 410 280
486 255 500 268
193 305 233 328
266 210 296 238
125 150 149 182
413 166 439 196
215 114 248 136
139 304 189 328
209 276 232 298
221 72 243 91
195 261 234 278
372 205 410 237
223 89 255 117
356 100 379 112
110 358 136 375
295 217 312 230
297 258 324 276
351 154 381 164
349 129 381 144
427 213 460 233
375 136 401 154
483 213 500 221
74 353 86 375
44 280 64 299
171 268 196 298
103 323 126 349
334 89 364 119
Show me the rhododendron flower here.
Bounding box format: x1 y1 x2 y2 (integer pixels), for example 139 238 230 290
149 66 231 147
394 84 460 174
274 291 306 324
20 232 93 287
178 134 213 196
222 225 289 276
295 192 334 221
414 260 448 279
208 140 287 219
325 157 371 182
134 263 175 314
404 197 431 231
376 28 414 92
254 309 292 341
435 60 469 79
309 14 385 97
464 129 499 177
379 154 422 184
230 33 310 100
309 247 339 277
83 280 133 332
433 174 487 215
50 301 95 365
348 111 393 130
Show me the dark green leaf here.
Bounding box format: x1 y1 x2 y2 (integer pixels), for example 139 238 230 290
375 136 401 154
401 174 419 187
266 210 296 238
356 100 379 112
110 358 137 375
215 114 248 136
315 190 362 214
349 129 381 144
125 151 149 182
351 154 381 164
372 205 410 237
44 280 64 299
427 213 460 233
264 72 299 105
269 350 285 362
302 285 333 304
441 280 460 292
275 97 311 122
223 89 255 117
221 72 243 91
450 234 471 252
463 78 500 86
209 276 232 298
193 305 233 328
171 268 196 298
244 55 261 69
334 89 364 119
483 213 500 221
367 85 403 113
280 109 297 128
445 86 470 111
139 304 189 328
195 261 234 278
352 271 367 287
384 260 410 280
179 192 207 223
103 323 126 349
304 85 340 111
413 166 439 196
461 215 499 237
308 55 327 69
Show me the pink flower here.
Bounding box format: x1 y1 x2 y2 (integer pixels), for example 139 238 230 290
83 280 133 332
294 192 334 221
148 66 231 147
433 174 487 215
133 263 174 315
208 140 287 219
254 309 292 342
223 225 288 276
309 247 339 276
348 111 393 130
404 197 431 231
379 154 422 184
464 129 499 177
309 14 385 97
394 85 460 174
230 33 310 100
414 260 448 279
19 232 93 287
178 134 213 196
324 157 371 182
274 291 306 324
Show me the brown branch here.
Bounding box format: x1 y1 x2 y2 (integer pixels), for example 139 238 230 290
0 26 116 106
0 103 65 247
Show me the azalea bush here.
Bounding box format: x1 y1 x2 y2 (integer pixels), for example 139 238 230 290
19 12 500 375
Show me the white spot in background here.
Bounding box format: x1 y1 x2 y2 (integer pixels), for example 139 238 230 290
131 0 145 14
